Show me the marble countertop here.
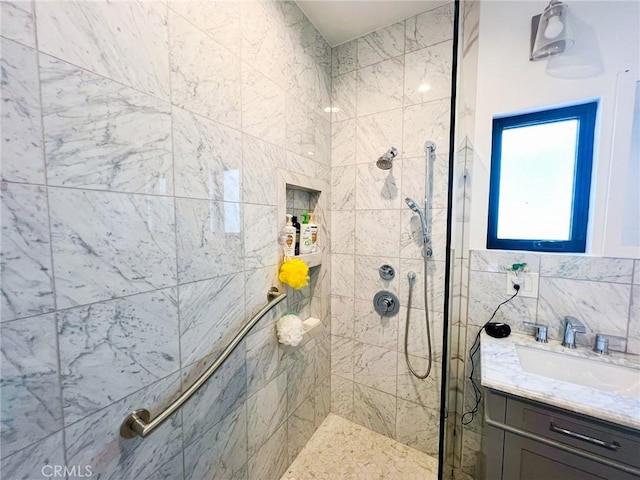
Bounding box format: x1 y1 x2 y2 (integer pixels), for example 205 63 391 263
480 331 640 431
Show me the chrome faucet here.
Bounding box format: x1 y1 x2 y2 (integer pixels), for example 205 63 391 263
523 322 548 343
562 316 586 349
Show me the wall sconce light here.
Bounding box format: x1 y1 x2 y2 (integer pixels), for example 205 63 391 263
530 0 574 61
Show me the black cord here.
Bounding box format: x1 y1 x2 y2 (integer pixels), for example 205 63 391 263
461 285 520 425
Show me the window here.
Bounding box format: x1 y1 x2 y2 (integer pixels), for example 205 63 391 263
487 102 598 252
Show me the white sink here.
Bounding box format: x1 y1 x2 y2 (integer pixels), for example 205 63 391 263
516 345 640 400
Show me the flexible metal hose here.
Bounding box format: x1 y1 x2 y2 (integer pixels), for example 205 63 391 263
404 257 433 379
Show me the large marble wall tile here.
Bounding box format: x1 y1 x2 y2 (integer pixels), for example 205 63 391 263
1 183 54 321
248 422 288 480
403 98 451 158
40 55 172 195
1 1 36 47
0 314 61 458
244 204 278 270
181 345 246 445
355 210 400 257
540 255 634 283
397 355 441 408
288 395 316 463
285 150 316 178
287 341 317 414
179 274 245 366
176 198 243 284
169 0 240 55
286 35 316 109
246 318 286 396
331 335 354 380
1 38 44 184
247 372 287 456
357 22 405 69
146 453 184 480
332 119 356 167
331 165 355 210
58 288 179 425
49 188 176 309
634 260 640 284
406 3 455 53
400 208 448 262
355 163 401 210
170 12 241 129
315 375 331 427
404 41 453 106
316 63 332 121
241 0 288 88
628 286 640 355
332 39 357 77
65 372 182 480
396 400 439 455
399 259 447 313
36 1 170 99
353 342 397 394
354 298 398 351
538 277 631 347
242 64 286 147
330 210 355 254
470 249 540 273
242 134 282 206
184 404 247 480
315 334 331 383
357 58 404 116
331 254 354 297
353 383 396 438
0 431 64 479
331 295 355 338
286 96 316 157
356 109 403 165
173 107 242 200
467 271 536 329
331 72 356 122
315 115 331 166
331 375 354 420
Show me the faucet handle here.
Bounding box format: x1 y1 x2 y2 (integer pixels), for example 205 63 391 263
523 322 548 343
593 334 626 355
565 316 586 333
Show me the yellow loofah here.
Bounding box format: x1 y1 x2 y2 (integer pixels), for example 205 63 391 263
278 258 309 290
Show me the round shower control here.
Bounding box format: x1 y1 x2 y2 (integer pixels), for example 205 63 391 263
373 291 400 317
378 264 395 281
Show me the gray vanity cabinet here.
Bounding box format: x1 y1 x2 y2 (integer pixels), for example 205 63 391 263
483 389 640 480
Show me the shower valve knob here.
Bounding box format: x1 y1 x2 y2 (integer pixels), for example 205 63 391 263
373 291 400 317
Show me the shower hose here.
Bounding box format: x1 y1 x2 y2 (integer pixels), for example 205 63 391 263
404 254 433 379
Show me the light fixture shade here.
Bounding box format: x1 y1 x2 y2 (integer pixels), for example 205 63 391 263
530 0 574 61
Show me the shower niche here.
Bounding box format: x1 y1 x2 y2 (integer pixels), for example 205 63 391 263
278 170 327 268
277 170 328 321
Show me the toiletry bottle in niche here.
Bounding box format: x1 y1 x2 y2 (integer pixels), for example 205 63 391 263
308 213 318 253
292 215 301 255
299 213 313 254
283 214 297 258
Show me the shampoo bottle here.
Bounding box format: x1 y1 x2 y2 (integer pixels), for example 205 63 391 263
292 215 301 255
308 213 318 253
299 213 313 254
283 214 297 258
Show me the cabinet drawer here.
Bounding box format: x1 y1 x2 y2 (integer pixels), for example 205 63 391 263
505 395 640 469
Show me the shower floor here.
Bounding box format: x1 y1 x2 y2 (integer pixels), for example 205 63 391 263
281 413 439 480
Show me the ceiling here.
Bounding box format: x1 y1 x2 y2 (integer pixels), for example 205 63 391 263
295 0 448 47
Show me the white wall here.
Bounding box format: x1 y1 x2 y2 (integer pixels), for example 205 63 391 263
470 0 640 255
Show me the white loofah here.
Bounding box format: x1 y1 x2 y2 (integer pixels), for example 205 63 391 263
276 314 305 347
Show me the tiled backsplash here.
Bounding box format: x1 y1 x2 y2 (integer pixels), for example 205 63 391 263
469 250 640 354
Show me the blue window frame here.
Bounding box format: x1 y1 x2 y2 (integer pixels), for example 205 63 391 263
487 101 598 252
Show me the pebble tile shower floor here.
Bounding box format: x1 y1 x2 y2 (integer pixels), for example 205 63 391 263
281 414 439 480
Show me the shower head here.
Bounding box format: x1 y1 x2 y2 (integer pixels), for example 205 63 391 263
376 147 398 170
405 197 421 213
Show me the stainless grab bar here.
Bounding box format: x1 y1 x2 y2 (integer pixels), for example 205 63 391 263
120 287 287 439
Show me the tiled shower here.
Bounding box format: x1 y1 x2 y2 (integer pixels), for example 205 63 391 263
0 0 455 479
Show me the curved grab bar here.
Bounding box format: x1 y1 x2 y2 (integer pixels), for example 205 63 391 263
120 287 287 439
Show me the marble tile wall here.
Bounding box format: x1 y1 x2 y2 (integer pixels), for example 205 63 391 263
329 2 455 456
0 0 331 478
